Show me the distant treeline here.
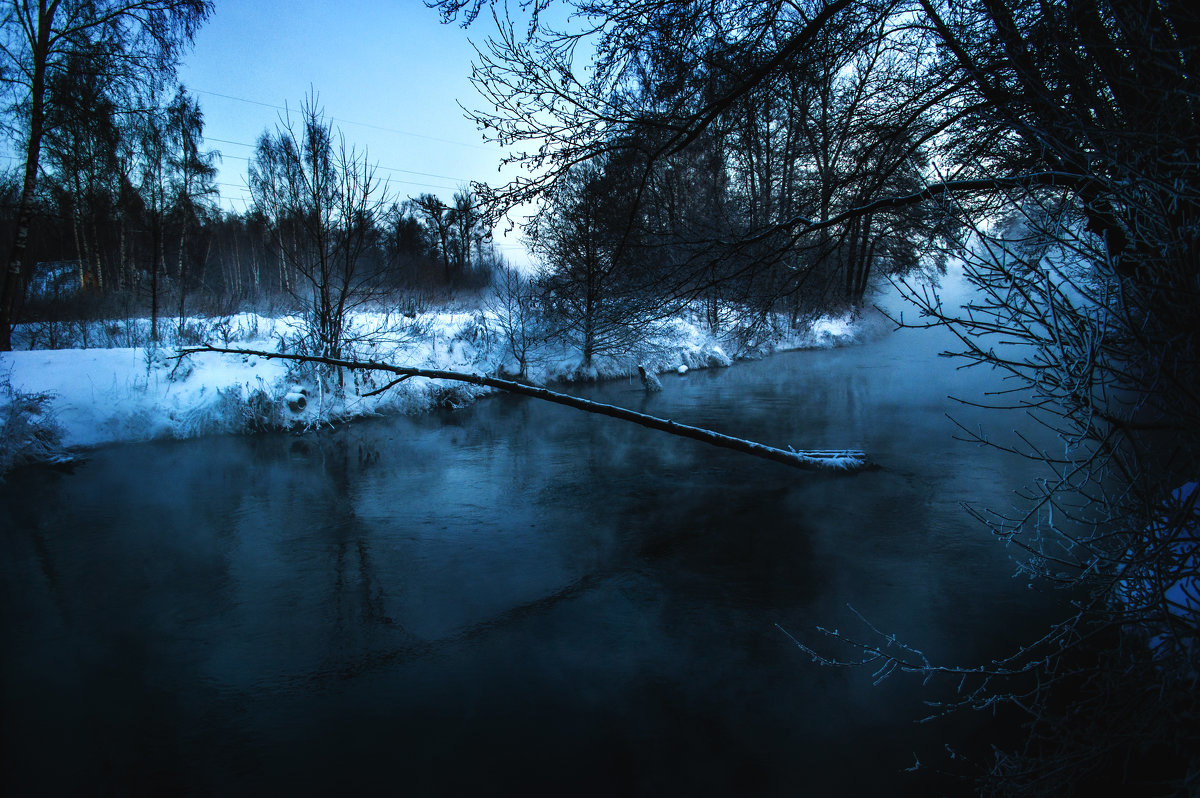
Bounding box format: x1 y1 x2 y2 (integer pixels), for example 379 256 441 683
1 170 501 322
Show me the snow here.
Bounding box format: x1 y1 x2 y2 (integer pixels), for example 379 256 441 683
2 345 290 449
0 304 870 468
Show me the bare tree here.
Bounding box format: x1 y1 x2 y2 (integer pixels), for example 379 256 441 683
531 157 681 372
248 94 389 381
488 264 540 378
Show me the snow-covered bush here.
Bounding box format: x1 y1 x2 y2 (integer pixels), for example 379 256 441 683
0 377 68 475
172 319 211 347
210 316 235 346
179 382 286 438
24 319 71 350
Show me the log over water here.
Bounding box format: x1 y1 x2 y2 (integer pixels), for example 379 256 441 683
180 345 875 473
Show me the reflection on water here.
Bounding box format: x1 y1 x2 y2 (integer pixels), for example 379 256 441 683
0 317 1060 796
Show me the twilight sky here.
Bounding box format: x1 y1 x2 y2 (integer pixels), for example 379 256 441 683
178 0 531 263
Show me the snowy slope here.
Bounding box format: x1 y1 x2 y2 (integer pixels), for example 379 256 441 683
0 305 868 466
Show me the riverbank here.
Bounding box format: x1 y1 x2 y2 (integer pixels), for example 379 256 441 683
0 305 876 471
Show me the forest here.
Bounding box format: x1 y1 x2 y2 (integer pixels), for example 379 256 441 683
2 0 1198 794
0 0 944 361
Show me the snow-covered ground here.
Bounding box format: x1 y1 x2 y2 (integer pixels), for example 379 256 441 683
0 305 874 470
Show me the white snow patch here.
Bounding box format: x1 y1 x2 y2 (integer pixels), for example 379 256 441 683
1 303 874 466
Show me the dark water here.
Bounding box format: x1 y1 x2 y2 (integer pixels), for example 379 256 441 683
1 311 1061 796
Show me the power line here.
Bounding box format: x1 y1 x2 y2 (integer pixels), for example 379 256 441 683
205 136 255 148
205 135 474 185
193 88 497 151
211 154 461 192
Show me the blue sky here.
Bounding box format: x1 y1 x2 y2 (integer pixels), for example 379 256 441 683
178 0 530 263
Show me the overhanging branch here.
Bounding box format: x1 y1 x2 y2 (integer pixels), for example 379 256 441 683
746 171 1092 245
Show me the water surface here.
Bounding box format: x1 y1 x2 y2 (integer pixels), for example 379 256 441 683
1 317 1059 796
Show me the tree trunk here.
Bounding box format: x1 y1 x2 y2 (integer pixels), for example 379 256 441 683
0 11 52 351
69 199 85 289
197 234 212 294
151 195 163 342
118 216 128 291
439 223 451 284
87 208 104 292
177 219 189 329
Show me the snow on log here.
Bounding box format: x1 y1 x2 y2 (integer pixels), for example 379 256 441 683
179 345 875 473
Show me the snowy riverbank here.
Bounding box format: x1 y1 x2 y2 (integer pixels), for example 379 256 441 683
0 306 874 470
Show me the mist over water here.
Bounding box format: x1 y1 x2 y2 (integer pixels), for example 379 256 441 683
1 288 1062 796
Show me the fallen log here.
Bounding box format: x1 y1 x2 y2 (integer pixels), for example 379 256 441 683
178 345 875 473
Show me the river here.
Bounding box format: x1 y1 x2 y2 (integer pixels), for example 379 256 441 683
0 299 1062 796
